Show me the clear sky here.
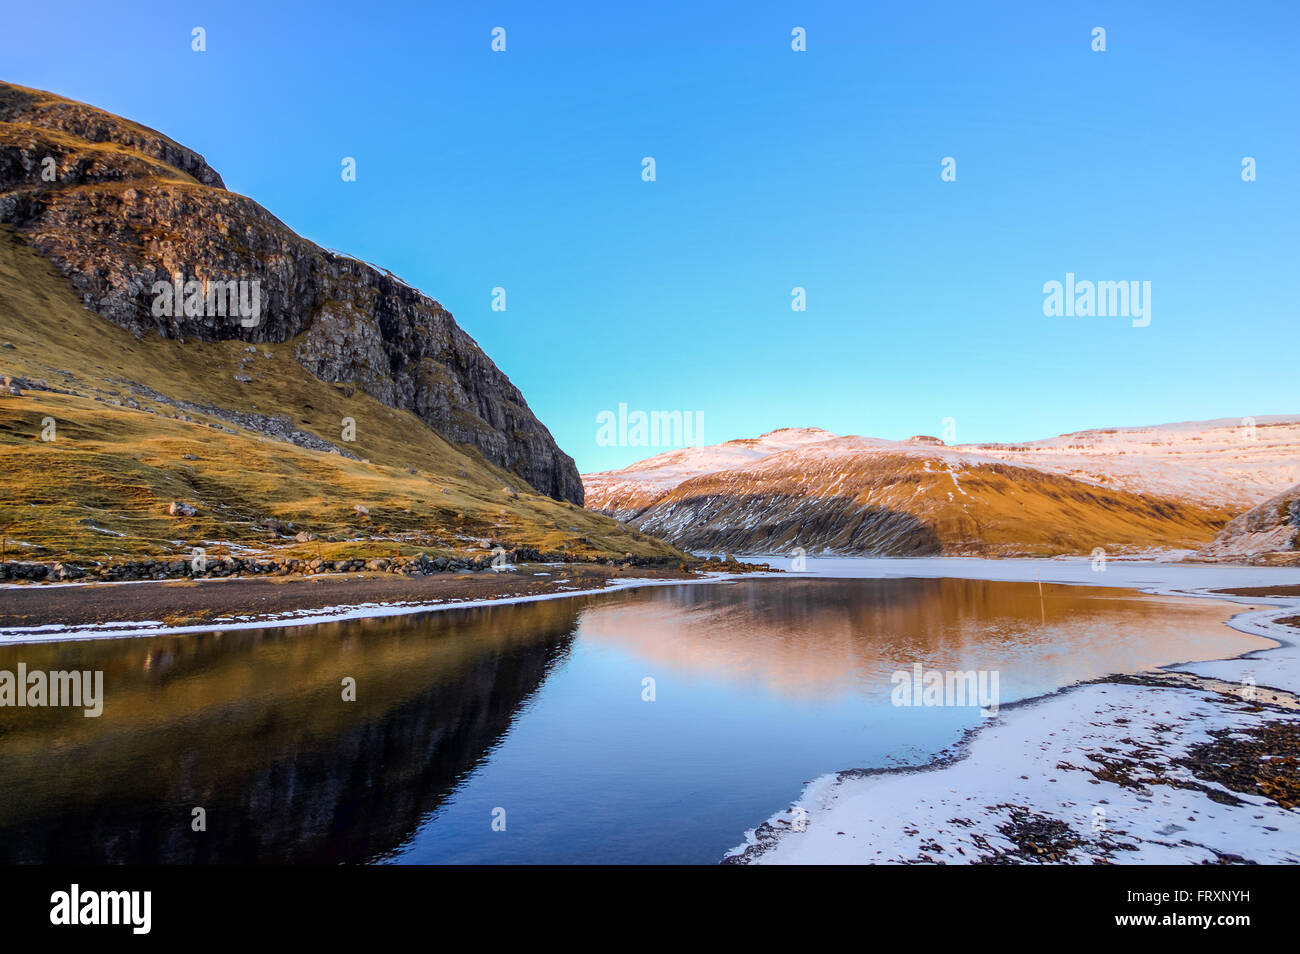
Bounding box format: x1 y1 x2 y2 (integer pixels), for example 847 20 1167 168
4 1 1297 473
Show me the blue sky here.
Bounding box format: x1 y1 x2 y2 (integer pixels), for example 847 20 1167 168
4 1 1297 473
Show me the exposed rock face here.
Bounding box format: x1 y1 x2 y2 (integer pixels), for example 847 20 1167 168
0 81 582 504
603 450 1233 557
1197 484 1300 565
584 428 1262 556
584 427 838 520
0 83 225 188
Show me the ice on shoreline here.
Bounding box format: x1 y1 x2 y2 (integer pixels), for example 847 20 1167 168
0 574 736 644
728 678 1300 864
7 553 1300 865
727 556 1300 865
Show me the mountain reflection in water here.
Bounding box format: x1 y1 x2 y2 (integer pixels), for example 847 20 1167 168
0 578 1264 864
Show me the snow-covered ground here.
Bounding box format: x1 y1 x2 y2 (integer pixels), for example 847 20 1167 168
727 556 1300 864
728 680 1300 864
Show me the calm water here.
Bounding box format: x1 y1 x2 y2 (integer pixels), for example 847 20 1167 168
0 578 1266 864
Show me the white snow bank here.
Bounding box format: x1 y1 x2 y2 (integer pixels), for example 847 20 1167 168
726 555 1300 865
729 679 1300 864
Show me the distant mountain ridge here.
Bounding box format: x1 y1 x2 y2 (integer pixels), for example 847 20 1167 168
585 427 837 520
583 418 1300 557
961 415 1300 509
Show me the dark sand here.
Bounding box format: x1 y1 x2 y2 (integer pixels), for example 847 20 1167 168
0 563 705 630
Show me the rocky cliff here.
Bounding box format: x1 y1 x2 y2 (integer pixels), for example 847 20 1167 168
0 81 582 504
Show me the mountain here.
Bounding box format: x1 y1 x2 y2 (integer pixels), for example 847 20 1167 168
0 81 684 567
584 427 837 521
959 416 1300 509
583 420 1300 557
0 81 580 504
1196 483 1300 565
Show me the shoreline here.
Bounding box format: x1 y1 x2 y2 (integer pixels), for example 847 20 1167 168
6 552 1298 643
0 563 756 643
724 557 1300 864
5 553 1300 864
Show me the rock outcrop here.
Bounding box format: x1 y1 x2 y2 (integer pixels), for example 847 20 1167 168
1196 483 1300 565
0 81 582 504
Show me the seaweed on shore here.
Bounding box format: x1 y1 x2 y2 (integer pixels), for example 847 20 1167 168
1177 722 1300 810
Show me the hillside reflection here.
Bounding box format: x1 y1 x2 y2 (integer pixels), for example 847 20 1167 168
577 578 1250 699
0 579 1262 864
0 599 585 863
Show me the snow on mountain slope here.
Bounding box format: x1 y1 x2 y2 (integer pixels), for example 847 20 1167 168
586 417 1300 516
964 415 1300 509
620 442 1233 557
582 417 1300 557
583 427 837 520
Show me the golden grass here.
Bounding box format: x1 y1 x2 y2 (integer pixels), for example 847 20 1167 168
643 453 1235 556
0 228 682 564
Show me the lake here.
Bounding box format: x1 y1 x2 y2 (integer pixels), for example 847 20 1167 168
0 577 1266 864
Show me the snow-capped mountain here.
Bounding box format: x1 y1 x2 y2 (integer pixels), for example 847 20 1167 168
582 417 1300 557
583 427 836 520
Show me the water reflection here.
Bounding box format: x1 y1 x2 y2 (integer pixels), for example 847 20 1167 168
578 578 1256 702
0 579 1267 864
0 600 584 863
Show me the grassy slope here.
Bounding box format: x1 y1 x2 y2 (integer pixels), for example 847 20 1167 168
0 228 682 565
629 453 1236 557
